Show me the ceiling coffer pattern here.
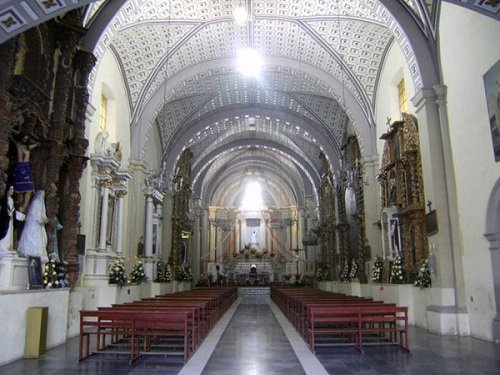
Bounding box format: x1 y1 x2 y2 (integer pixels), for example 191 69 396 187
305 19 393 100
155 93 213 149
112 23 196 104
156 71 344 150
189 121 323 172
201 149 305 197
138 18 366 110
184 115 327 162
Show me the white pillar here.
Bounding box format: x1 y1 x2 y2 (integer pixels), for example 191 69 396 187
155 203 163 257
144 195 154 257
201 209 209 272
98 185 109 251
115 193 125 254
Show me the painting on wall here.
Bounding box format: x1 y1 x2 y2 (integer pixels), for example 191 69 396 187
483 59 500 162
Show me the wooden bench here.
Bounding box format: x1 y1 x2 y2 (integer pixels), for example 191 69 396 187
79 309 193 363
306 305 409 353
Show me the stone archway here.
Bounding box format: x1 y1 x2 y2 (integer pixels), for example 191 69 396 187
484 178 500 344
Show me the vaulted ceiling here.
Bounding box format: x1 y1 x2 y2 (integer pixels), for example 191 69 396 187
1 0 496 208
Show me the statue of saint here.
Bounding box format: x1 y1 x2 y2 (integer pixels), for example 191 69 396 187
0 185 25 257
17 190 49 262
137 236 145 258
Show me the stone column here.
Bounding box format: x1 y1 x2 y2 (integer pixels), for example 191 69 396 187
115 192 126 255
162 193 173 262
413 86 468 334
201 208 209 273
98 184 110 251
144 195 154 258
155 203 163 257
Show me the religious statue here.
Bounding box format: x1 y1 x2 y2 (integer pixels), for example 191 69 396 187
137 236 144 258
51 216 63 263
17 190 49 262
0 185 25 257
250 230 257 245
10 131 39 213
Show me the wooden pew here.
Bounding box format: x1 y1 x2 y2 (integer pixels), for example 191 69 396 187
306 305 409 353
80 309 193 362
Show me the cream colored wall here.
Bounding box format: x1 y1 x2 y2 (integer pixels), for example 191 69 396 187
80 49 131 265
439 3 500 341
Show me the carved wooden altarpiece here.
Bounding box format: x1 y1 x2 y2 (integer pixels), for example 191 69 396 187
378 114 428 281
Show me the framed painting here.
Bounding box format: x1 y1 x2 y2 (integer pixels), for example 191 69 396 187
28 256 43 289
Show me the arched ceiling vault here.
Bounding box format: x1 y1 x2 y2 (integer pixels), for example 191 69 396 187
198 152 309 207
208 162 300 209
7 1 496 209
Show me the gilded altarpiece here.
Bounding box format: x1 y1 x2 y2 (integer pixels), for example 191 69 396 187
337 137 368 283
317 152 337 280
378 114 427 281
171 149 194 276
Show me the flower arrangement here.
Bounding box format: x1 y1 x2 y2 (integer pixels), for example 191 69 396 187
155 261 168 282
349 259 358 280
370 255 383 283
339 261 351 282
196 272 210 287
175 264 193 282
43 258 58 288
414 259 432 289
315 263 329 281
390 255 404 284
55 262 69 288
109 258 127 286
129 261 147 283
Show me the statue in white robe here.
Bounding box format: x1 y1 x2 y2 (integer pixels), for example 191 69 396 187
17 190 48 262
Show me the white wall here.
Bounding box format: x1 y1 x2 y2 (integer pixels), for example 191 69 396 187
439 3 500 341
0 290 69 366
374 41 416 159
79 49 132 273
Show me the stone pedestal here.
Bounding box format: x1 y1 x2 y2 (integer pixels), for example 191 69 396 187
84 250 116 277
0 256 29 291
142 258 157 281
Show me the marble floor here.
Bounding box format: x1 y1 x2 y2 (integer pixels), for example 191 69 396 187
1 298 500 375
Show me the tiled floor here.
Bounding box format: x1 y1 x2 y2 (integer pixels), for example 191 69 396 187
1 298 500 375
201 303 305 375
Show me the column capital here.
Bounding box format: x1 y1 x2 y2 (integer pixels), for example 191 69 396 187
411 86 438 111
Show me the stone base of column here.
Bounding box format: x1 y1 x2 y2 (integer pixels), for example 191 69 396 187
84 250 117 277
426 305 470 336
142 257 157 281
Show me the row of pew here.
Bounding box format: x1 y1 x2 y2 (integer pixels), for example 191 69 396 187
271 286 410 353
79 286 237 363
